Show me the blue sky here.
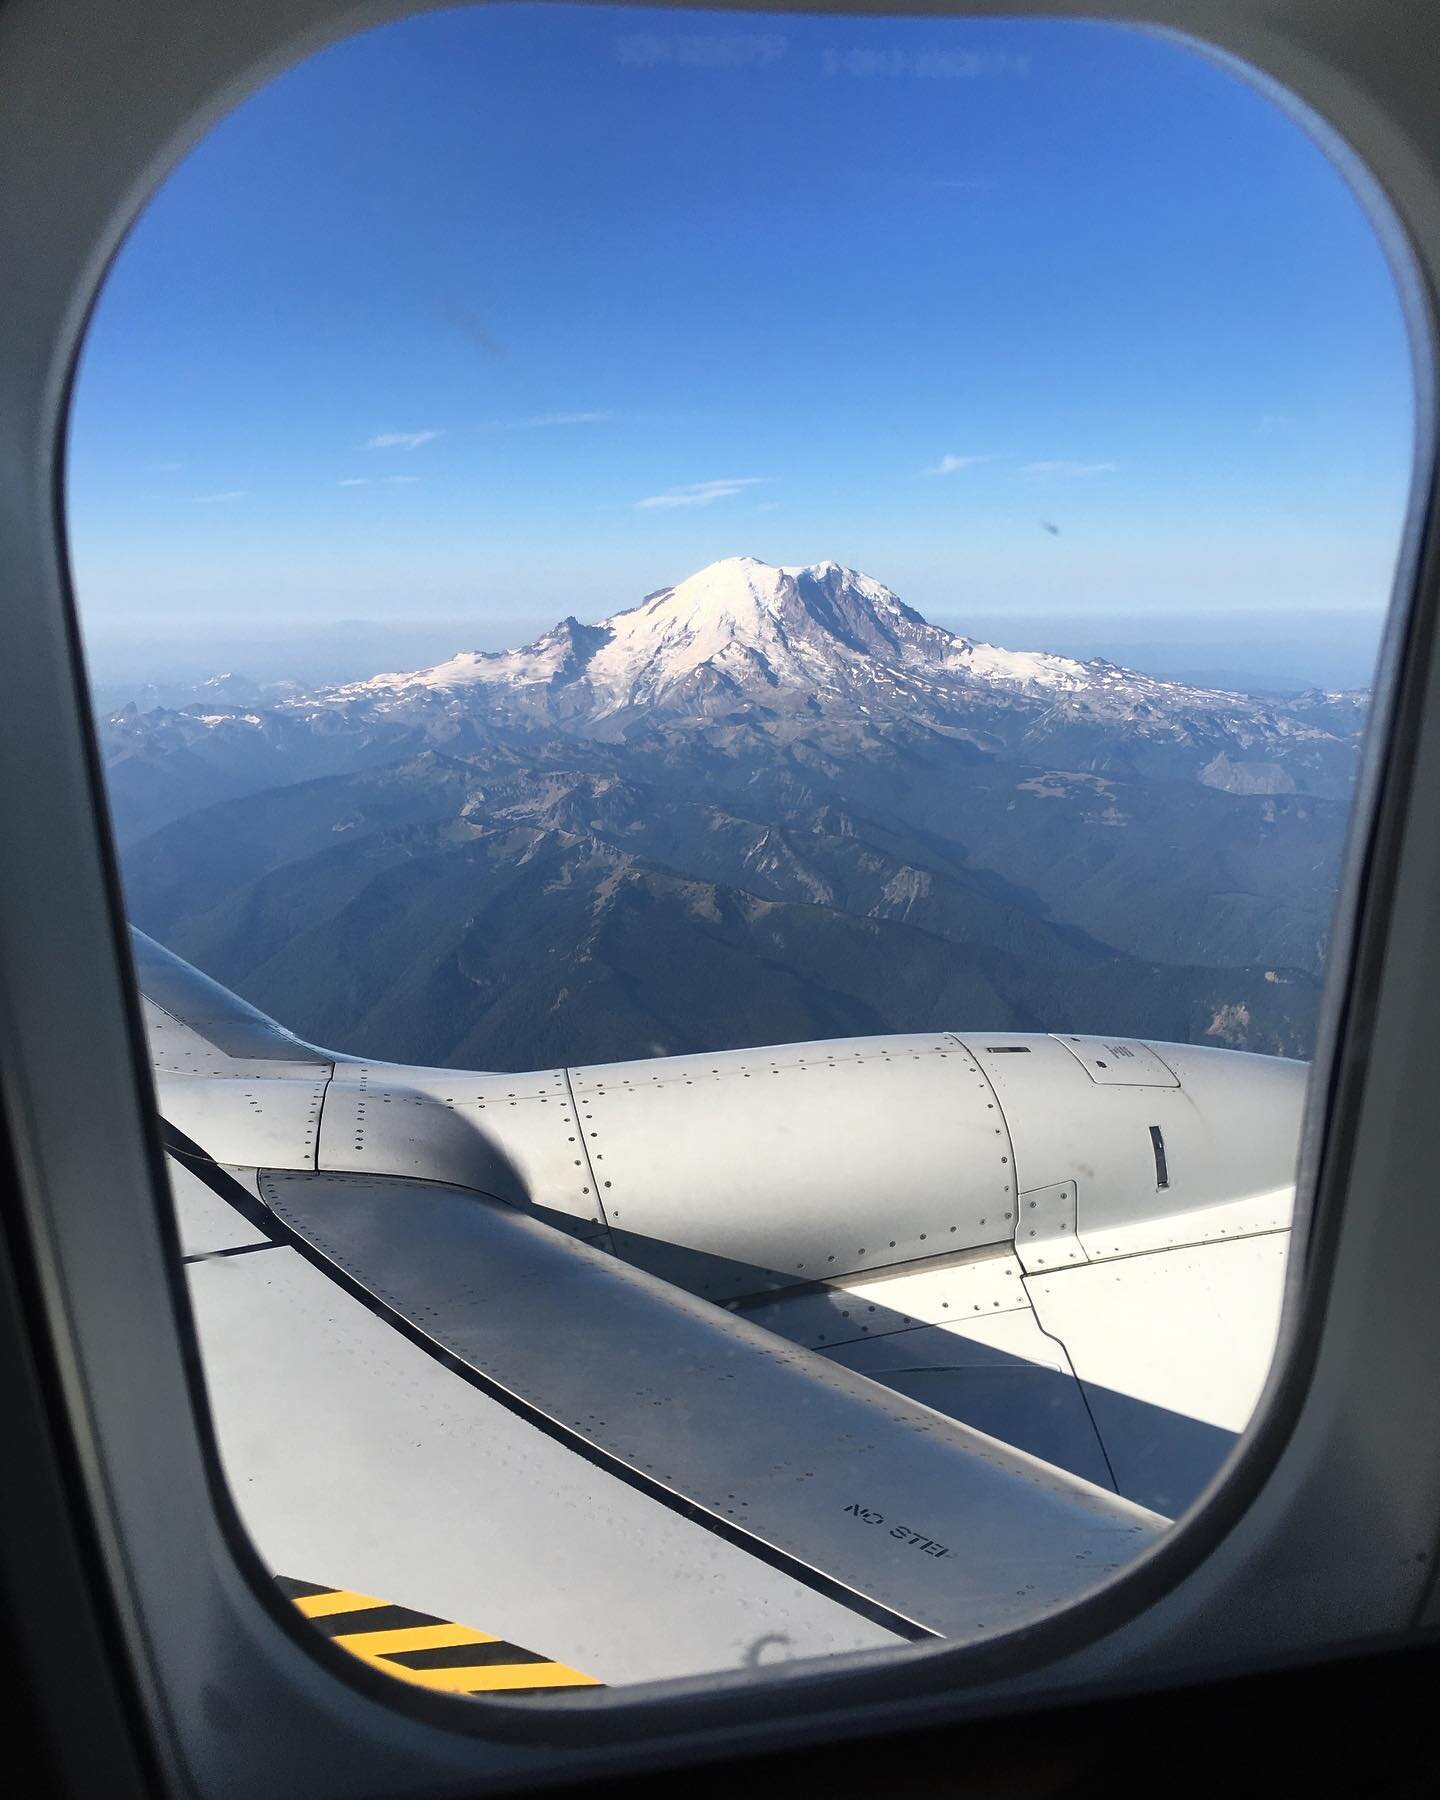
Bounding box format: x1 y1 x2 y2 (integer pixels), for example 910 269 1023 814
67 5 1414 680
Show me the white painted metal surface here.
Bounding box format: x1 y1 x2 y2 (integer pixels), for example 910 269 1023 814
957 1033 1305 1240
257 1165 1163 1641
318 1063 610 1242
1025 1232 1291 1516
821 1311 1113 1494
167 1158 269 1259
1079 1187 1293 1263
735 1243 1029 1349
566 1036 1015 1299
1015 1180 1086 1273
1051 1036 1180 1087
142 998 331 1084
141 933 335 1170
156 1071 328 1170
187 1246 904 1684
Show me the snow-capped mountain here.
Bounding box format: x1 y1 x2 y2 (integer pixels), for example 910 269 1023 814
99 556 1367 845
334 558 1239 710
358 557 986 708
342 555 1149 715
310 555 1352 775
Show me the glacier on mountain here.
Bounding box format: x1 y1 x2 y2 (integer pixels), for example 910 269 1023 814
341 555 1255 722
111 557 1359 812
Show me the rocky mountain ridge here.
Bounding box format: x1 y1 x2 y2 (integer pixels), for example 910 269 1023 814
329 556 1358 762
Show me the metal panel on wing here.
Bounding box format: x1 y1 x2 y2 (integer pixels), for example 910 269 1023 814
317 1063 612 1240
258 1167 1164 1642
567 1035 1016 1301
820 1311 1114 1494
1024 1232 1290 1516
735 1243 1029 1349
1050 1035 1180 1087
155 1072 328 1169
959 1033 1306 1242
188 1244 902 1684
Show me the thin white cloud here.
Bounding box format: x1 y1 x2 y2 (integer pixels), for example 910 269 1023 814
151 460 185 473
475 410 615 432
635 477 765 510
925 452 998 476
364 429 442 451
514 410 613 429
1019 459 1117 478
338 478 370 487
339 475 420 487
190 490 248 504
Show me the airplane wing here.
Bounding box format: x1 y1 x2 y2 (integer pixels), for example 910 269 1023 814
137 928 1297 1690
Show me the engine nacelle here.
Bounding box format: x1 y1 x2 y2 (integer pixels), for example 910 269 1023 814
312 1030 1307 1304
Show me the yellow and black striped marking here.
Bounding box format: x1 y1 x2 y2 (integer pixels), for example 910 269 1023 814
277 1577 601 1696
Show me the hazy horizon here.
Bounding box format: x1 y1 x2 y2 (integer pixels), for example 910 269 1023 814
82 582 1389 698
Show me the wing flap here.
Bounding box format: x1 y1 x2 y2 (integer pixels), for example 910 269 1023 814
255 1164 1163 1643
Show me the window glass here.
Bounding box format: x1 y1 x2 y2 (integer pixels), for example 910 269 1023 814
68 6 1411 1699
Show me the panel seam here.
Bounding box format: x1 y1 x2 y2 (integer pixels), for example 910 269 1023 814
1022 1274 1122 1497
563 1065 615 1250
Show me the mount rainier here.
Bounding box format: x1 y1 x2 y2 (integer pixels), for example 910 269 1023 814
318 556 1362 783
100 557 1367 1069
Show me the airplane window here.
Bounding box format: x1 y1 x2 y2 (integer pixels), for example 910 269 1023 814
64 4 1412 1703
